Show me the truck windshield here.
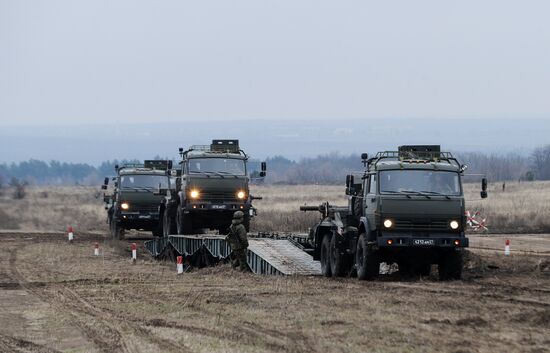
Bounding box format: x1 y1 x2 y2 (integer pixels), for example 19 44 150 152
379 170 461 196
188 158 246 176
120 175 169 189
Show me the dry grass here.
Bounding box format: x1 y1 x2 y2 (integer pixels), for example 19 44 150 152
0 181 549 234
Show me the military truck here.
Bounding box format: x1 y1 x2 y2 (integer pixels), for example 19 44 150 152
102 160 173 239
162 140 266 235
301 145 488 280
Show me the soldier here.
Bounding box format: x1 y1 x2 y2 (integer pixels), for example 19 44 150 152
226 211 249 271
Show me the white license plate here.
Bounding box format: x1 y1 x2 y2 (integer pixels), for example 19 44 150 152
211 205 227 209
413 239 435 246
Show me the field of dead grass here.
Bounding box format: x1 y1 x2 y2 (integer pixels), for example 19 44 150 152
0 181 549 234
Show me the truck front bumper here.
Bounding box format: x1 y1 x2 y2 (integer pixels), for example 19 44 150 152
377 233 469 248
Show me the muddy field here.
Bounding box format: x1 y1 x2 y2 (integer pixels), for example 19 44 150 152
0 231 549 353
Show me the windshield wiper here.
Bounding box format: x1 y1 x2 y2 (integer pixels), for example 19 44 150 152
400 190 431 199
381 190 411 199
420 191 451 200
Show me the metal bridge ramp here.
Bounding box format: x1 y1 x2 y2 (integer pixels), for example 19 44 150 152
248 239 321 276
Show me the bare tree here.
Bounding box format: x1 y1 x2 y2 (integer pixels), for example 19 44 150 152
10 177 27 200
531 145 550 180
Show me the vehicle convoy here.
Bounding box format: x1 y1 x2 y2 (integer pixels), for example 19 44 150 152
301 145 488 280
102 160 173 239
162 140 266 236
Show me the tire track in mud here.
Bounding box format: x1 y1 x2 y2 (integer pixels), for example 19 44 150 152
0 334 61 353
7 242 183 353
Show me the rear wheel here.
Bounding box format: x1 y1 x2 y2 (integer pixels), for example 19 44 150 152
320 234 332 277
330 233 347 277
356 233 379 280
439 250 463 280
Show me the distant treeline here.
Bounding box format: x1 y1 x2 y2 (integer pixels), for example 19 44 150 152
1 145 549 186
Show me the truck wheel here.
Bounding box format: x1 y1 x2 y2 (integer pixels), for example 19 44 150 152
438 250 463 280
330 233 347 277
110 217 124 240
356 233 379 280
176 207 193 235
163 210 176 237
320 234 332 277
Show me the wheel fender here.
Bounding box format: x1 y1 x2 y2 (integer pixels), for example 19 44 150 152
313 225 332 260
359 217 376 242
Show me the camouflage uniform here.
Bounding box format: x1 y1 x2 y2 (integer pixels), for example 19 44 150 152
226 211 249 271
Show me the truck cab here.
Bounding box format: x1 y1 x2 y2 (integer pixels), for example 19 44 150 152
103 160 172 239
303 145 488 280
163 140 266 235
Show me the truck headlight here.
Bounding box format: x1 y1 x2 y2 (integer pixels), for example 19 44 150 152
383 219 393 228
237 190 246 199
190 190 200 199
450 220 459 230
121 202 129 210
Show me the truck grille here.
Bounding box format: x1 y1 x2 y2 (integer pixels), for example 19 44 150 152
200 191 238 201
394 219 449 231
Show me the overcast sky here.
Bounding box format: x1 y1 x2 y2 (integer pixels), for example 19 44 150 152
1 0 549 126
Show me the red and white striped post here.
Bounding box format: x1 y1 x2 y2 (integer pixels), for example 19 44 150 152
177 256 184 274
67 226 74 243
94 242 100 256
131 243 137 263
505 239 511 256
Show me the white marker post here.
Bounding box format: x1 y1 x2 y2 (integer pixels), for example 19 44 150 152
67 226 74 243
131 243 137 263
177 256 184 274
505 239 511 256
94 242 100 256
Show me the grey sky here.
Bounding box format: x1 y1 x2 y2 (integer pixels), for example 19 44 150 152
1 0 549 126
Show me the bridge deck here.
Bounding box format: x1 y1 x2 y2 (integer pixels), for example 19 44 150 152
144 234 320 276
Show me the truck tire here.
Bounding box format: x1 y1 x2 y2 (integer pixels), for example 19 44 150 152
163 210 176 237
330 233 347 277
176 206 193 235
320 233 332 277
438 250 463 280
356 233 379 280
110 217 124 240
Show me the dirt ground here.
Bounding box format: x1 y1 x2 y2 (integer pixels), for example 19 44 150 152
0 231 549 353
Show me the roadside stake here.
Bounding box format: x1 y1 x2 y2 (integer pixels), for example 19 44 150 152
505 239 511 256
67 226 74 243
177 256 184 274
131 243 137 263
94 242 100 256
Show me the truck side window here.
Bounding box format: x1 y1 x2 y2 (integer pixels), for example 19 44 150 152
369 175 377 194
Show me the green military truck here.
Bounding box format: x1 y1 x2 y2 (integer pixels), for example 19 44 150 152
301 145 487 280
102 160 173 239
162 140 266 235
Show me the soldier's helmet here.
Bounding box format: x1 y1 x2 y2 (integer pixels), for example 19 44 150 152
233 211 244 219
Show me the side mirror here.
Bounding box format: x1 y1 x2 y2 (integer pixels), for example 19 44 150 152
101 185 107 190
361 153 369 160
261 161 267 172
481 178 488 198
345 174 354 188
259 172 266 177
103 177 109 185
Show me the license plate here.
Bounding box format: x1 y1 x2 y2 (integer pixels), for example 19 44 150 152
413 239 435 246
139 215 151 219
211 205 227 209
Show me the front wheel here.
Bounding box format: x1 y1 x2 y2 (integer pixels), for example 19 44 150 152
320 234 332 277
356 233 379 280
438 250 463 280
163 209 176 237
176 206 193 235
110 216 124 240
